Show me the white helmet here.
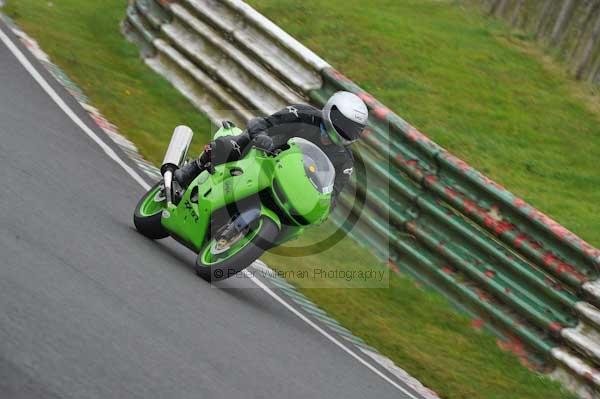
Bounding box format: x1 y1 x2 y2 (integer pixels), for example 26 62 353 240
322 91 369 145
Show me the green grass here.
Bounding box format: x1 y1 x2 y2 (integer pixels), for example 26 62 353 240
3 0 213 166
261 223 576 399
248 0 600 248
1 0 587 398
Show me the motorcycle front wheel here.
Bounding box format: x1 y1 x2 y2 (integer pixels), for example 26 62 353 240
196 216 279 282
133 182 169 239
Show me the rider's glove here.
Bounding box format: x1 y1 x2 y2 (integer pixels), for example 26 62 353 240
252 135 274 152
197 142 216 174
246 117 270 138
198 142 214 165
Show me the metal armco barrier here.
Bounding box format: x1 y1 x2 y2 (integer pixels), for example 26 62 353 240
123 1 600 397
123 0 326 124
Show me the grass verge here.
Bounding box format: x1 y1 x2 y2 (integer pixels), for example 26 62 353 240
3 0 213 166
248 0 600 248
2 1 584 398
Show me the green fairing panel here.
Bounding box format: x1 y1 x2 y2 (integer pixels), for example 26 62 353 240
160 134 332 252
160 182 209 252
162 149 273 252
273 139 332 225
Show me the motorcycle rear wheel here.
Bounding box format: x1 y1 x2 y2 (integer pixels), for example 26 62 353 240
133 182 169 239
196 216 279 282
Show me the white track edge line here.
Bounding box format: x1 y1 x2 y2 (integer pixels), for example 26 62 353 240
0 26 151 191
242 270 418 398
0 23 415 398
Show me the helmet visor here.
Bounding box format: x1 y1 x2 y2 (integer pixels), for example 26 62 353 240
330 106 365 142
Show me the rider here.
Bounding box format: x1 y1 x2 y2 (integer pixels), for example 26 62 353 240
174 91 369 202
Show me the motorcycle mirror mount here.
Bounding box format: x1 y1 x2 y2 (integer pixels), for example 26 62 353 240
161 126 194 206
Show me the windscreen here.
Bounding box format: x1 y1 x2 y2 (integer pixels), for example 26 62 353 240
291 138 335 195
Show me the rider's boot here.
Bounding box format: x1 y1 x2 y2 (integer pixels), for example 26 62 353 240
174 143 216 189
174 159 203 189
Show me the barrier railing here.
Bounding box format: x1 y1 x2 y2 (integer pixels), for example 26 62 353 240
123 0 600 396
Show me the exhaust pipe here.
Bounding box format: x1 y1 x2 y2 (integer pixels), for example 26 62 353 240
161 126 193 206
161 125 194 173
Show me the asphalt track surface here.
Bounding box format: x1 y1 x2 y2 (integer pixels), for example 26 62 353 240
0 20 422 399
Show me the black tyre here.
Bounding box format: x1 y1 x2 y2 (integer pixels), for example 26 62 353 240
196 216 279 282
133 182 169 239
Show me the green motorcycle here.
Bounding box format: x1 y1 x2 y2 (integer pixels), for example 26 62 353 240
133 124 335 281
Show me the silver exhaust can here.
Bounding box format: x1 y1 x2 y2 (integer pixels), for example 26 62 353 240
161 126 193 206
161 125 193 174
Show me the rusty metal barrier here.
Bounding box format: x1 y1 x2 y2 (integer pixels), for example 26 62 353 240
314 68 600 396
